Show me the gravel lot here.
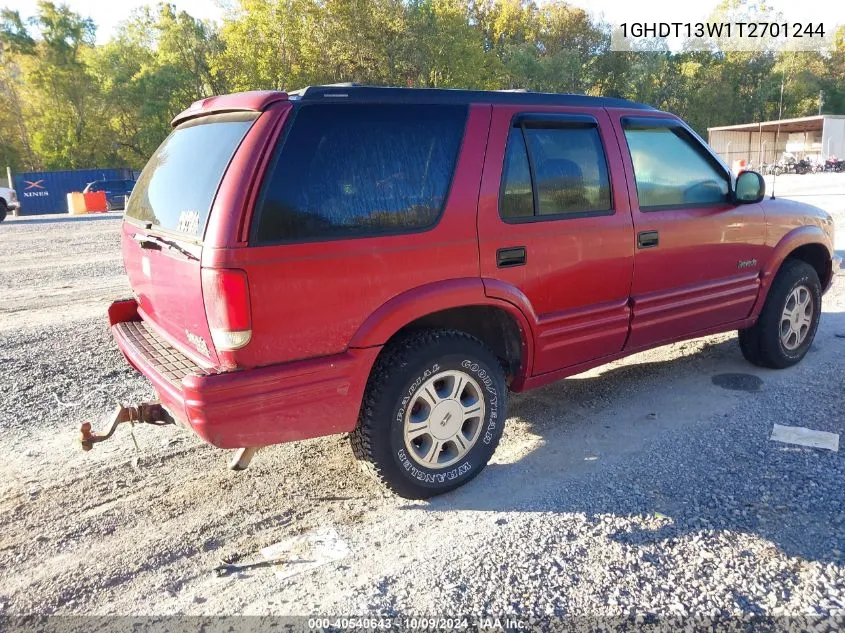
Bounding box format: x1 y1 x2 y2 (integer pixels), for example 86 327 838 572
1 174 844 622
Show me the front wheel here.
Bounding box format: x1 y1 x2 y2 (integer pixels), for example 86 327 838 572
351 330 507 499
739 259 821 369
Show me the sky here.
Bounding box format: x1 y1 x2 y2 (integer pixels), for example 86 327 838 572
3 0 844 45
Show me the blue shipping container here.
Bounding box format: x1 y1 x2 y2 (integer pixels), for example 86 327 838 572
14 168 133 215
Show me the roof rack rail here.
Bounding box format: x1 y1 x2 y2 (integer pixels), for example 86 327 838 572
286 84 654 110
288 83 361 100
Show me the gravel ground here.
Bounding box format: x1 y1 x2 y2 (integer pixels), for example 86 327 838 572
0 174 844 623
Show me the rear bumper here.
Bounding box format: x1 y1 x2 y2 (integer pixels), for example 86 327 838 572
108 299 380 449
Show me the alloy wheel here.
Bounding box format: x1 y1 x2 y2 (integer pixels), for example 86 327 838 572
779 284 813 351
403 370 485 469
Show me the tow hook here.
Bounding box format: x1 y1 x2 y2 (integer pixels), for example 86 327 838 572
79 403 175 451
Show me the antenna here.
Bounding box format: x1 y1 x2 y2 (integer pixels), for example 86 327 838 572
771 126 780 200
771 52 796 200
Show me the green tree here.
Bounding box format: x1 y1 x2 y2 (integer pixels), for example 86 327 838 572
0 8 36 169
217 0 324 91
88 3 229 167
1 2 101 169
1 0 843 171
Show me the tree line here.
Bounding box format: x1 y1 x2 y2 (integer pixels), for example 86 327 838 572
1 0 843 172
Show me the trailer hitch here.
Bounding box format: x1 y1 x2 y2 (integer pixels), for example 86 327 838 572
79 403 175 451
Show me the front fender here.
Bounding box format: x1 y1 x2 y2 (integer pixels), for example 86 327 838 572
754 225 834 316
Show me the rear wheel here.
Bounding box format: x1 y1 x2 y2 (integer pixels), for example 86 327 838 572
739 259 821 368
0 199 7 223
351 329 507 499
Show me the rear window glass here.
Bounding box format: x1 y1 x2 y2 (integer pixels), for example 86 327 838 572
252 103 467 244
126 112 257 237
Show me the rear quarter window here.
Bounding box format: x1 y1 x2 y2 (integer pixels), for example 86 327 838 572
126 112 257 238
251 103 467 244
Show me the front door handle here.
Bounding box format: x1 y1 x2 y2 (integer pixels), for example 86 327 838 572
637 230 659 249
497 246 527 268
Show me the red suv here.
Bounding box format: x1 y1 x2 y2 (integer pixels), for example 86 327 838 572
93 86 838 499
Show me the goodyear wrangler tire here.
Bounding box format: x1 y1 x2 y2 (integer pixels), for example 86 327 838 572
738 259 821 369
351 329 507 499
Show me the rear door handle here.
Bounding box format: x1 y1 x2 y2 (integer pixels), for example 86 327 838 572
496 246 527 268
637 230 659 249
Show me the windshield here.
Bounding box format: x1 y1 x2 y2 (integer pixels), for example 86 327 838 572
125 111 257 239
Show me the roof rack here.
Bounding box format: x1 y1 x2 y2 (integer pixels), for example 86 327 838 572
286 85 654 110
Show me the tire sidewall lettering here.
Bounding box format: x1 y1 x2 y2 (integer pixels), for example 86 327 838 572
395 363 439 424
394 356 503 486
462 359 499 444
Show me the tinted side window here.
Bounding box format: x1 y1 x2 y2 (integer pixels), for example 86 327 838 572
500 128 533 219
499 121 612 220
525 126 611 216
253 103 467 243
623 124 729 209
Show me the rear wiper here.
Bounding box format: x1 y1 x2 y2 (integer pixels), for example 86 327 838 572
132 233 199 261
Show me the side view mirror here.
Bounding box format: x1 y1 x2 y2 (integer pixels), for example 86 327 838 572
734 170 766 204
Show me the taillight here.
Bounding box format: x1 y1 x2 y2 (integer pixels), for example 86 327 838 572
9 190 16 202
201 268 252 351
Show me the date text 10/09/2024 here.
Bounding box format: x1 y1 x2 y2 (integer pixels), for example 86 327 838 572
620 22 826 39
307 618 527 630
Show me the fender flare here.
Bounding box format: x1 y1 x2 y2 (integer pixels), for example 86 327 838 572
348 277 537 384
753 226 833 316
763 225 833 284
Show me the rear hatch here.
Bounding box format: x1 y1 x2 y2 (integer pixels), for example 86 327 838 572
122 111 258 369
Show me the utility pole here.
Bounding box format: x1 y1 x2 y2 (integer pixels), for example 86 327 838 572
819 90 825 115
5 166 15 216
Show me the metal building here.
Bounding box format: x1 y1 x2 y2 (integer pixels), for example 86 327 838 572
708 115 845 170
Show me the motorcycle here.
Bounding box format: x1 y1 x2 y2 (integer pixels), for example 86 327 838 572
824 156 845 172
794 158 812 175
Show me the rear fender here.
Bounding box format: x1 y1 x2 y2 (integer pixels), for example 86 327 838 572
348 278 536 385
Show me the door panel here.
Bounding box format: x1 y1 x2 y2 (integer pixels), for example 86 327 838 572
478 105 635 376
610 112 766 350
